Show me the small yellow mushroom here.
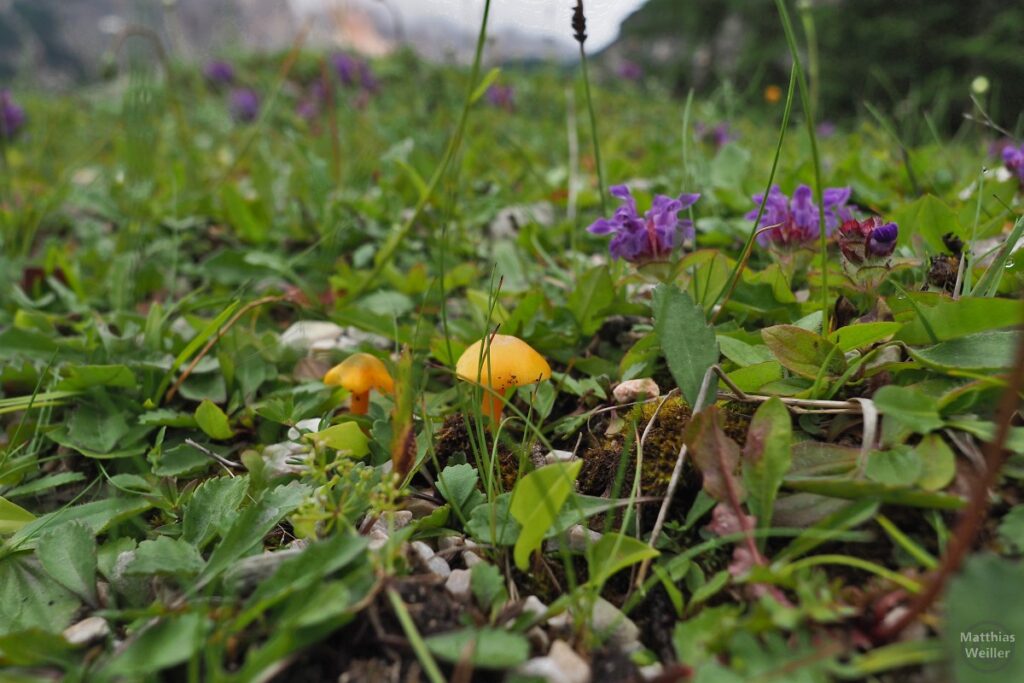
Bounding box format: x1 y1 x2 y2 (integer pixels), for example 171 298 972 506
455 334 551 424
324 353 394 415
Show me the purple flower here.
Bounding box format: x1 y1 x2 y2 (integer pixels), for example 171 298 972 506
817 121 837 138
837 217 898 264
1 90 25 140
746 184 856 248
695 122 736 149
485 84 516 110
587 185 700 262
204 60 236 86
617 60 644 81
1003 144 1024 182
229 88 261 123
331 52 377 91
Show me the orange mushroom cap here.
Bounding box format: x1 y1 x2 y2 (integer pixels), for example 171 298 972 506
455 334 551 391
324 353 395 395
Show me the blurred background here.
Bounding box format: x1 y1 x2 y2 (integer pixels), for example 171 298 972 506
1 0 1022 128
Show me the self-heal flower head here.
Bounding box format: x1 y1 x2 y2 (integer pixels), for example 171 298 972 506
837 216 898 265
695 121 735 149
747 184 855 248
229 88 260 123
485 84 516 111
331 53 378 92
1003 144 1024 183
204 60 236 86
587 185 700 262
617 60 644 82
0 90 25 140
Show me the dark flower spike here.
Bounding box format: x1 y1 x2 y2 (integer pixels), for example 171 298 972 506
572 1 587 45
204 60 236 86
587 184 700 263
229 88 261 123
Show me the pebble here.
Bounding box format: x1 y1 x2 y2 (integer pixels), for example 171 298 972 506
444 568 472 602
544 450 577 465
517 640 591 683
438 535 464 552
462 550 484 568
63 616 110 646
521 595 549 621
587 597 641 650
408 541 451 578
403 498 441 519
613 378 660 404
546 524 601 553
287 418 323 440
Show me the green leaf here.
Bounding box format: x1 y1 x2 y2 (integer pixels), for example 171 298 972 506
828 322 902 351
915 434 956 491
973 214 1024 296
57 364 137 391
509 461 582 571
0 555 80 637
469 67 502 104
102 613 208 677
865 447 923 487
425 627 530 669
36 521 97 604
194 399 234 440
586 532 659 586
742 398 791 530
12 497 152 550
997 506 1024 553
470 563 507 612
784 478 964 509
466 494 520 545
762 325 846 379
873 385 945 435
652 284 719 405
0 629 75 666
196 481 310 589
65 401 131 454
890 193 963 253
891 294 1024 345
311 422 369 457
436 464 480 513
127 536 206 578
718 336 774 367
183 475 249 548
0 495 35 534
908 331 1021 372
684 406 744 502
568 266 615 336
944 554 1024 683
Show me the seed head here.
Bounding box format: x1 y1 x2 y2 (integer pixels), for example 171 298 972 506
572 1 587 45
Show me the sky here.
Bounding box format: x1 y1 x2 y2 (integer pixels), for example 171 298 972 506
293 0 648 52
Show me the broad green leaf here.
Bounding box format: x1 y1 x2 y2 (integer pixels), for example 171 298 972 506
64 401 131 454
829 322 902 351
311 422 369 457
587 532 659 586
762 325 846 379
726 361 783 393
915 434 956 491
873 385 945 435
742 398 791 530
865 447 923 487
102 613 208 677
909 331 1021 372
0 555 80 637
891 294 1024 345
127 536 206 578
183 475 250 548
436 464 480 512
890 193 963 253
36 521 97 604
196 481 310 589
973 214 1024 296
784 478 964 509
425 628 529 669
998 506 1024 553
718 335 774 367
57 364 137 391
471 563 507 613
0 629 74 666
12 497 151 550
684 406 744 502
194 399 234 440
466 494 520 546
652 284 719 405
0 495 35 534
510 461 582 570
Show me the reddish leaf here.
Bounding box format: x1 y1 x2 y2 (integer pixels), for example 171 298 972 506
683 406 745 503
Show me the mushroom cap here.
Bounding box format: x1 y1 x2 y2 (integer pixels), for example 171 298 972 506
455 334 551 390
324 353 394 394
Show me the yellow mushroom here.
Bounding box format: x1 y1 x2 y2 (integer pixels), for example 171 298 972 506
324 353 394 415
455 334 551 424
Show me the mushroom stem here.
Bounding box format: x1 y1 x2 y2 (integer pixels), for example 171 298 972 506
481 390 506 424
350 391 370 415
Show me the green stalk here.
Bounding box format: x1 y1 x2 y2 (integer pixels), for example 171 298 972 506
386 588 446 683
578 45 608 215
346 0 493 302
775 0 830 333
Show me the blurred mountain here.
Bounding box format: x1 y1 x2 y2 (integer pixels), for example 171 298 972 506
0 0 574 86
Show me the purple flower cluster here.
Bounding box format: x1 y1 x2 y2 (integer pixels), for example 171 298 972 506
837 216 899 264
204 60 236 86
331 52 378 91
485 84 516 111
229 88 261 123
1003 143 1024 183
747 184 856 248
616 60 644 82
1 90 25 140
587 185 700 262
